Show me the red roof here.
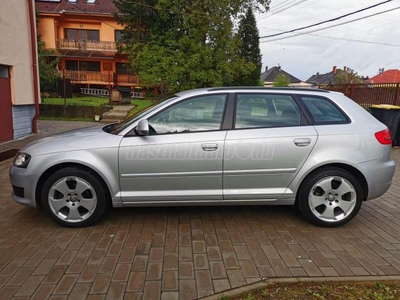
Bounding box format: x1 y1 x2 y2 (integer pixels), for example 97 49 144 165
35 0 119 15
367 69 400 84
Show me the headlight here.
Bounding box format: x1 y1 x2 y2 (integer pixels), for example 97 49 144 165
13 153 31 168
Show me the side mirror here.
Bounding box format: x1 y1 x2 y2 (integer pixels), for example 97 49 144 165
136 119 149 136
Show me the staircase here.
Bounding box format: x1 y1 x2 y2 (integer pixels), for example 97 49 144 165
100 105 134 123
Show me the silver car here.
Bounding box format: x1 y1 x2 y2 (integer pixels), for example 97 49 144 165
9 87 395 227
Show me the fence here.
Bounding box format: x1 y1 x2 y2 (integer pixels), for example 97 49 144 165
322 83 400 108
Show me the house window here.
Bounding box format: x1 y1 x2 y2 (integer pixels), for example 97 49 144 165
68 0 77 3
87 0 96 3
116 63 129 74
65 60 100 72
115 30 124 42
0 65 9 78
66 60 78 71
65 29 100 42
80 61 101 72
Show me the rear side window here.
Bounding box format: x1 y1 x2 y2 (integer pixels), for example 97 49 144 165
235 94 302 129
301 96 348 124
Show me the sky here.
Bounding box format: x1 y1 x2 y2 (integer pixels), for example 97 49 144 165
256 0 400 81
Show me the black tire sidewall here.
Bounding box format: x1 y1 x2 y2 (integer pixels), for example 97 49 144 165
41 167 107 227
298 167 363 227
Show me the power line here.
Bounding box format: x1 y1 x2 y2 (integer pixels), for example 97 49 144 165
260 5 400 43
260 0 393 39
257 0 307 21
310 33 400 48
269 0 308 16
269 0 296 12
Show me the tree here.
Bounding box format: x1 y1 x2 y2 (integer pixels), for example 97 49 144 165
334 67 363 84
273 73 290 87
37 37 60 93
114 0 270 95
234 7 262 86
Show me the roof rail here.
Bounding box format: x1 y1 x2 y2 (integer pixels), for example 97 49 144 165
207 87 330 93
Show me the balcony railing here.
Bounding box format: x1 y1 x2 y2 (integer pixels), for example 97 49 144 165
57 39 117 52
63 70 138 86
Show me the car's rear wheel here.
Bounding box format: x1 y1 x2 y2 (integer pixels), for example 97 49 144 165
298 167 363 227
41 167 107 227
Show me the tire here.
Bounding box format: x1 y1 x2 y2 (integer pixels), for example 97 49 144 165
297 167 363 227
41 167 108 227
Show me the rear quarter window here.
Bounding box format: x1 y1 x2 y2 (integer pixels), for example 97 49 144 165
301 96 349 124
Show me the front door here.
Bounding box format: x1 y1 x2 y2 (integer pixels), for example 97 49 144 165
223 93 318 200
118 94 228 204
0 65 13 143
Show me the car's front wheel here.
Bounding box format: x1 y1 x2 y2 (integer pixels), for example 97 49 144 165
41 167 108 227
298 167 363 227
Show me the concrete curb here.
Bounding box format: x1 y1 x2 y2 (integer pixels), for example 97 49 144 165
199 276 400 300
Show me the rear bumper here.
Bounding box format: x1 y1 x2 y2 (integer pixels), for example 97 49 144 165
358 157 396 200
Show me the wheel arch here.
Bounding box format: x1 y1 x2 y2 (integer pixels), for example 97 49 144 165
295 163 369 206
35 162 112 209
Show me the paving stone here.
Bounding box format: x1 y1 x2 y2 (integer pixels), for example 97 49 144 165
127 271 145 292
90 274 112 294
1 122 400 299
53 274 79 295
162 270 178 291
179 280 196 300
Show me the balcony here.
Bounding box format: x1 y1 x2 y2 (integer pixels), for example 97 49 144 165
57 39 118 52
63 70 138 86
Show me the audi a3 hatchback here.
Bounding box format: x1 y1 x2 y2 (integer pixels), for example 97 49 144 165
10 87 395 227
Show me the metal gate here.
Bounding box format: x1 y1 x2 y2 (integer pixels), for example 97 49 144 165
0 66 13 142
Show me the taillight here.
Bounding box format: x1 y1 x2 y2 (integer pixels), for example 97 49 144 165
375 129 392 145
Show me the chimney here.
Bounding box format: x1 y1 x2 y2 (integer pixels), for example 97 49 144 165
265 66 268 72
343 66 347 72
333 66 337 74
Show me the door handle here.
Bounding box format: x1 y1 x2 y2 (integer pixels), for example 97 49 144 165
201 143 219 151
294 138 311 147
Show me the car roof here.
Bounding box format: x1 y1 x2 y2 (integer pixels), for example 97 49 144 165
174 87 331 98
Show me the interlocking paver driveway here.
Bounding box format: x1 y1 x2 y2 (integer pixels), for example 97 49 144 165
1 121 400 299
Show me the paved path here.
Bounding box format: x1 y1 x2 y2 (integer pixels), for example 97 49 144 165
1 120 400 299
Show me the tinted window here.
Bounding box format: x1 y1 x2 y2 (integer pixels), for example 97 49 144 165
301 96 348 123
148 95 226 134
235 94 301 128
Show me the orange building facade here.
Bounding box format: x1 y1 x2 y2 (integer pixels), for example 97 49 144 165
35 0 138 92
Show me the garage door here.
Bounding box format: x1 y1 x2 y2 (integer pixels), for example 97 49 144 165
0 65 13 143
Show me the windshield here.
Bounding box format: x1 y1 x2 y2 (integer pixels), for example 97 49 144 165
109 96 179 135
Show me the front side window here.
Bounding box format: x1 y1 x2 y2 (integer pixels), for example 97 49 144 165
301 96 348 124
235 94 301 129
148 95 227 134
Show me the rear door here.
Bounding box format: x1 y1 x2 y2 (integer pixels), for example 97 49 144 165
223 93 318 201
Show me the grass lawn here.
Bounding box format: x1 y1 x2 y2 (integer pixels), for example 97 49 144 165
41 96 109 107
222 281 400 300
38 116 94 122
39 96 155 122
126 99 155 118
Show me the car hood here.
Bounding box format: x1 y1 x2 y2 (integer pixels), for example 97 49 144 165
20 126 123 156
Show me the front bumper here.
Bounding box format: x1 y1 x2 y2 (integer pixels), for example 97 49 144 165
9 166 38 208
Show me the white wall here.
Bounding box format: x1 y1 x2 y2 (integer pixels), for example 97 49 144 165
0 0 39 105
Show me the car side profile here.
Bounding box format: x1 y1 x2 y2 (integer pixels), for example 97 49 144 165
9 87 395 227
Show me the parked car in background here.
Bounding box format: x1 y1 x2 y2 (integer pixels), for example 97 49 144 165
10 87 395 227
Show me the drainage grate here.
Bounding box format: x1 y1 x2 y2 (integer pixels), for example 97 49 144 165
0 149 19 162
